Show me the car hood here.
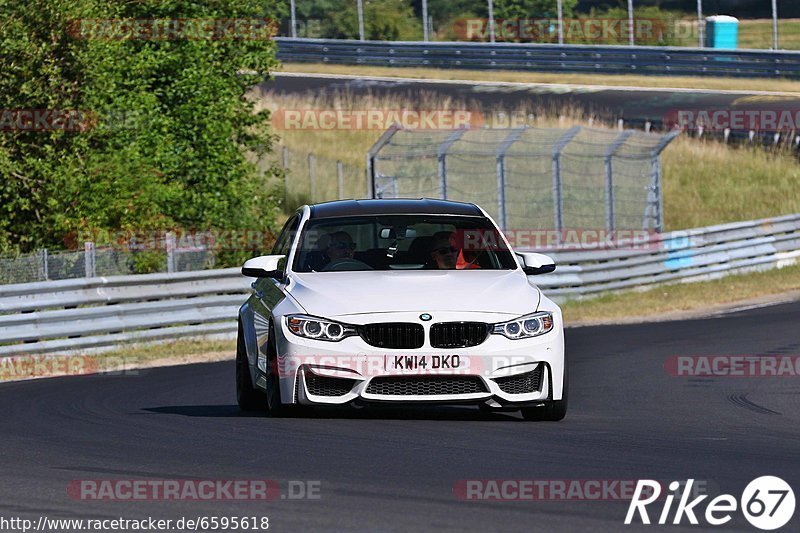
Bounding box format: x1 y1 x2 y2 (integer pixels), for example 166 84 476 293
288 270 541 318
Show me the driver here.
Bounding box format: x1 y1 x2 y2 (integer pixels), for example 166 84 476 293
430 232 459 269
325 231 356 262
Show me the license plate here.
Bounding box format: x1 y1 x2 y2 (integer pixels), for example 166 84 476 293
386 355 462 371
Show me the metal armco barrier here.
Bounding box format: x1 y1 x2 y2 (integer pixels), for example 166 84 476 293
1 214 799 356
275 38 800 79
537 213 800 298
0 269 250 356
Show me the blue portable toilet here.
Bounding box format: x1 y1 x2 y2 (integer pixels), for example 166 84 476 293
705 15 739 49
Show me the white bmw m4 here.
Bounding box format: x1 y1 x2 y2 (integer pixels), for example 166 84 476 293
236 198 566 420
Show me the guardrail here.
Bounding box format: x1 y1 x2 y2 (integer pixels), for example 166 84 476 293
275 38 800 79
1 214 798 356
537 213 800 298
0 269 250 356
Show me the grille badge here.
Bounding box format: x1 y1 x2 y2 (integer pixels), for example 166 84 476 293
419 313 432 321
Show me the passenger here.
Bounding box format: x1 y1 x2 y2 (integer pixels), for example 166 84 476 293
430 231 481 270
429 232 459 269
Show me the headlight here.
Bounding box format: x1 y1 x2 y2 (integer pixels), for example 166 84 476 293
286 315 357 342
491 312 553 340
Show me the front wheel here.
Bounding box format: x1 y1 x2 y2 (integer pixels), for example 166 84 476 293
265 322 303 417
521 366 568 421
236 323 267 411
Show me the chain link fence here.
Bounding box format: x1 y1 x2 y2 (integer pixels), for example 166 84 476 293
277 1 799 50
369 125 678 233
3 145 361 285
2 129 677 284
271 145 367 210
0 237 214 285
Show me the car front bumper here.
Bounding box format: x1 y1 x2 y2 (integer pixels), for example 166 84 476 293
262 311 565 407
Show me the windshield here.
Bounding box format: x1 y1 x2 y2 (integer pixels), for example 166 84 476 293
293 215 517 272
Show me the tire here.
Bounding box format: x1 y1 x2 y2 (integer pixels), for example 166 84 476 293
521 365 568 421
265 322 298 417
236 322 267 411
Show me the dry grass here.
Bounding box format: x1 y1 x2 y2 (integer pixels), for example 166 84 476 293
279 63 800 94
662 136 800 229
738 19 800 50
256 90 800 323
561 262 800 324
259 91 800 230
0 338 235 382
99 337 235 363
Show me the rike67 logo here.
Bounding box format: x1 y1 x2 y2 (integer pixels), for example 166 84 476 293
625 477 795 530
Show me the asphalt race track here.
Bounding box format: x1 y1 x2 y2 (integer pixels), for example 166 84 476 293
1 300 799 532
262 73 800 133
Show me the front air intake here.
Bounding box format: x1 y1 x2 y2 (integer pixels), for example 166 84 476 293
429 322 490 348
359 323 424 349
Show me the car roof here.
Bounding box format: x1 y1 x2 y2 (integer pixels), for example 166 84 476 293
308 198 482 219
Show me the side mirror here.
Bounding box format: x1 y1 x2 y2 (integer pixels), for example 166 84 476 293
517 252 556 275
242 255 285 278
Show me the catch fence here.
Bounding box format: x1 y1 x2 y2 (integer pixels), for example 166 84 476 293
368 125 678 234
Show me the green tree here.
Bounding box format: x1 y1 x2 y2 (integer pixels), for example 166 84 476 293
494 0 577 20
295 0 422 40
0 0 282 263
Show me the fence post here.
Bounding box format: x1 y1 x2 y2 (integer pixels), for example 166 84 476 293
337 160 344 199
166 231 176 273
556 0 564 44
649 130 680 232
41 248 49 281
772 0 779 50
282 146 289 200
487 0 496 43
422 0 429 42
290 0 297 37
366 123 402 198
552 126 581 240
357 0 365 41
84 241 96 278
308 153 315 202
495 127 526 231
627 0 634 46
437 128 467 201
696 0 704 48
604 130 634 233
